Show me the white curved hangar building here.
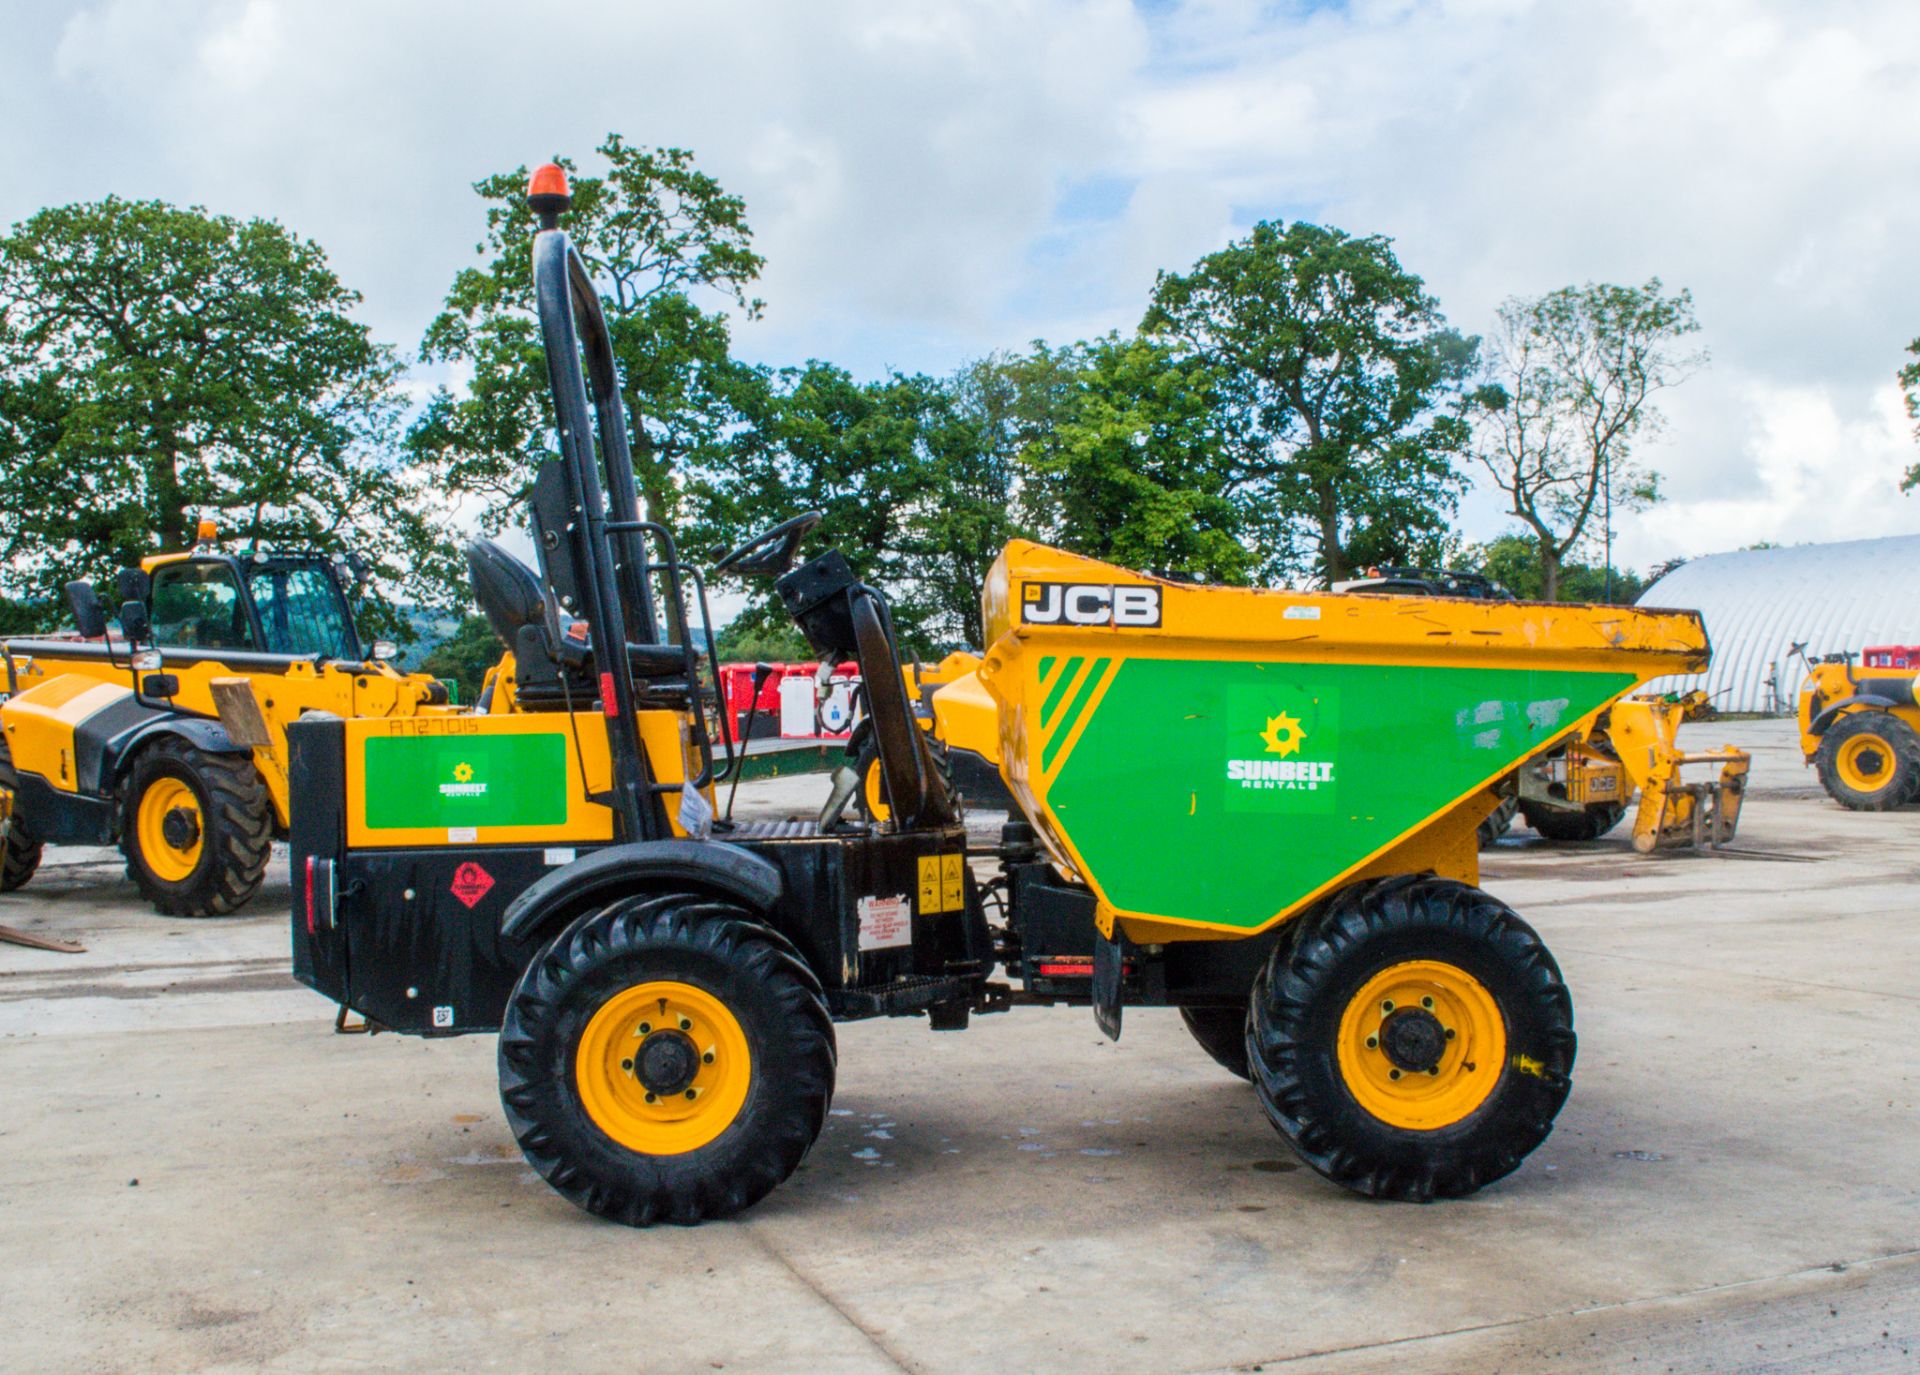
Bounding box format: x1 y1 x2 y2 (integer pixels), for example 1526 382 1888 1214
1638 534 1920 713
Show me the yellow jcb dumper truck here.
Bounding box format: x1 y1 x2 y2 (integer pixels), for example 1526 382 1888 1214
284 164 1735 1228
0 532 457 915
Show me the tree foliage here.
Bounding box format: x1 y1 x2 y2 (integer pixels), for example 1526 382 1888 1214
419 612 505 702
1900 338 1920 492
410 136 765 534
1472 280 1702 600
0 197 438 631
1471 532 1648 604
1018 336 1250 583
1141 221 1476 584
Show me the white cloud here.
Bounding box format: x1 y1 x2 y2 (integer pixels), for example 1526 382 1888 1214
2 0 1917 567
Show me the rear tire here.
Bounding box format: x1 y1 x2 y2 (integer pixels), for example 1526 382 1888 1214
499 893 837 1226
123 738 271 916
1248 875 1575 1201
1814 711 1920 811
1520 801 1625 842
0 739 42 892
1179 1006 1252 1081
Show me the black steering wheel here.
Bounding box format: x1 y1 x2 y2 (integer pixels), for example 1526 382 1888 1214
711 511 823 578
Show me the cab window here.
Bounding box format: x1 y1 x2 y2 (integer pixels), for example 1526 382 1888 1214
149 562 259 650
246 564 358 659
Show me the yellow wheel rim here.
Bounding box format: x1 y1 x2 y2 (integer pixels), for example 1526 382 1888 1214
862 758 891 823
135 776 203 882
1336 959 1506 1131
575 981 751 1155
1836 733 1895 794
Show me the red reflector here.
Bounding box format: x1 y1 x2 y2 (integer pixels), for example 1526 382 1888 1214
600 671 618 716
1036 959 1093 977
303 856 316 936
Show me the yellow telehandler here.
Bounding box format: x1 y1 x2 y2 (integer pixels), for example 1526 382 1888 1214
0 527 458 914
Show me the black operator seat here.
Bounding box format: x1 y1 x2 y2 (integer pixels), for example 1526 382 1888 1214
464 539 688 697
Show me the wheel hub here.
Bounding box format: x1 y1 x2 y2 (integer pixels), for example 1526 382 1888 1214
634 1029 699 1096
160 806 201 852
1379 1007 1446 1073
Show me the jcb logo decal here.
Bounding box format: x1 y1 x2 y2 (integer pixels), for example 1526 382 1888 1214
1021 582 1161 628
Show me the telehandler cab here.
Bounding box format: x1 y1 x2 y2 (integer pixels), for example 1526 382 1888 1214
287 165 1721 1226
0 532 456 914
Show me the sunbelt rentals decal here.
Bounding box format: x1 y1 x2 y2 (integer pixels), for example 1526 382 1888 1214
439 760 487 800
1225 686 1338 813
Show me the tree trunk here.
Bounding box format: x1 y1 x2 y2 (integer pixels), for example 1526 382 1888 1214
1318 491 1348 583
1538 544 1561 602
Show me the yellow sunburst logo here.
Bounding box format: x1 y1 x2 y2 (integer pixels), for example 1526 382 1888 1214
1260 712 1306 757
453 762 474 782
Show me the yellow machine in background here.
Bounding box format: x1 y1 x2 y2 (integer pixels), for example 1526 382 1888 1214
0 528 458 914
1519 691 1748 852
1795 655 1920 809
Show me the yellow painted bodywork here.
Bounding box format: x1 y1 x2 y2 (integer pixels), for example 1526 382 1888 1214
343 707 710 848
973 541 1713 944
1587 694 1747 852
0 676 129 790
1795 661 1920 760
3 644 456 823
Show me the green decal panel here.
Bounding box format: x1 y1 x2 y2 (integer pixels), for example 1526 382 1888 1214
363 733 569 830
1045 659 1635 928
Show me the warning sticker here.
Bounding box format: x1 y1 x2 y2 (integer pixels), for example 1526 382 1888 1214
450 861 495 909
940 853 965 912
857 893 912 950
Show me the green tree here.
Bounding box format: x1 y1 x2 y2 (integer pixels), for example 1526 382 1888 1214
1900 339 1920 492
420 613 505 702
1472 532 1648 604
1020 336 1251 583
1141 221 1477 584
0 197 438 629
694 363 974 652
1472 280 1703 600
410 136 765 532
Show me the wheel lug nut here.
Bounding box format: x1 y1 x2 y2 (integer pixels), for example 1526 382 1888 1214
1389 1069 1402 1081
684 1089 697 1100
702 1051 715 1064
1381 1000 1394 1014
679 1017 692 1031
1427 1067 1440 1076
1365 1035 1378 1049
1421 996 1434 1009
644 1092 657 1103
1444 1028 1456 1040
638 1022 651 1035
621 1059 634 1072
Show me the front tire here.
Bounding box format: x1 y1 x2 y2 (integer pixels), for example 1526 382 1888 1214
499 893 837 1226
1179 1006 1252 1081
1249 875 1575 1201
123 738 272 916
1815 711 1920 811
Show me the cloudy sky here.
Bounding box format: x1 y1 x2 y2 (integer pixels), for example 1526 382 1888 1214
3 0 1917 572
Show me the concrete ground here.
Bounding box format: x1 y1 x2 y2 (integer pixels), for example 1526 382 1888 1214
2 718 1917 1373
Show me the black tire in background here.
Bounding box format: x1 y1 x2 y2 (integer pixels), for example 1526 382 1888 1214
1179 1005 1253 1081
499 892 837 1227
1476 792 1518 849
122 737 272 916
1520 800 1626 842
1248 875 1575 1202
0 738 42 892
1814 711 1920 811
